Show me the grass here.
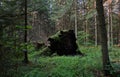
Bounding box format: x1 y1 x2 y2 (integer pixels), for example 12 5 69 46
109 46 120 73
15 46 120 77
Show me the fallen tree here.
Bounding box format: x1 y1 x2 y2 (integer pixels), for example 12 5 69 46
47 30 83 56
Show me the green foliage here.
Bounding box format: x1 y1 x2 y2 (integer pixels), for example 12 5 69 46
77 31 89 44
109 47 120 75
28 0 49 14
0 0 120 77
38 47 53 56
16 25 32 30
77 31 95 46
10 46 120 77
49 0 73 21
16 46 102 77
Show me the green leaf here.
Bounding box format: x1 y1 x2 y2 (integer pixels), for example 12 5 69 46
26 25 32 29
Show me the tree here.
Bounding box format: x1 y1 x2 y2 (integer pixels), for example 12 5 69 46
49 0 73 31
96 0 112 76
94 14 98 46
74 0 77 38
0 0 24 76
23 0 29 63
103 0 113 47
28 0 52 45
112 0 120 16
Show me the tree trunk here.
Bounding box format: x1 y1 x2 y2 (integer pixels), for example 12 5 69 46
118 18 120 46
96 0 112 76
107 3 113 48
83 0 86 45
95 15 98 46
24 0 29 63
107 6 110 48
74 0 77 38
110 6 113 46
85 20 89 44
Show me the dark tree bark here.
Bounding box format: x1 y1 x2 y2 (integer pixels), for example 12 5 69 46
96 0 112 76
23 0 29 63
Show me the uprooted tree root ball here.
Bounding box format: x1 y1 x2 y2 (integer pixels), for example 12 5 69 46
42 30 83 56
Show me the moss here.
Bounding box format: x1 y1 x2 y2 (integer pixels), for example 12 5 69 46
50 30 68 41
50 31 60 39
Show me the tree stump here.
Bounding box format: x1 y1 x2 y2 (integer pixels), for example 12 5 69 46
48 30 82 56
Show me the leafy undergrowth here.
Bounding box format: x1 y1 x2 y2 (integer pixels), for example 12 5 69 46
109 46 120 75
15 46 120 77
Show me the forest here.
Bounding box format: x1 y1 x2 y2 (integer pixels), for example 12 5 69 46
0 0 120 77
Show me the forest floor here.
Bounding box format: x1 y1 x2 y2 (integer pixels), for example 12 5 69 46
16 46 120 77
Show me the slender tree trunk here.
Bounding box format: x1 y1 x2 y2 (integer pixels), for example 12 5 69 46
117 22 119 45
74 0 77 38
85 20 88 44
24 0 29 63
119 21 120 45
62 18 64 30
110 6 113 46
108 3 113 47
107 6 110 48
83 0 86 45
96 0 112 76
95 15 98 46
